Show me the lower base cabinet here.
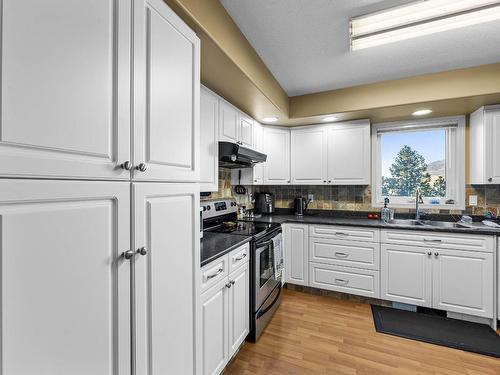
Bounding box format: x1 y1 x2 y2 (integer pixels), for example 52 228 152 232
200 249 249 375
283 224 309 286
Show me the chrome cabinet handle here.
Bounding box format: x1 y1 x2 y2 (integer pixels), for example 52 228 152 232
234 253 247 262
334 278 349 285
434 252 439 257
230 280 235 285
424 238 442 243
488 177 493 182
122 250 135 260
334 252 349 258
120 161 132 170
427 251 432 256
135 163 147 172
137 247 148 256
206 268 223 280
328 180 332 183
225 282 232 288
334 232 348 236
323 180 327 183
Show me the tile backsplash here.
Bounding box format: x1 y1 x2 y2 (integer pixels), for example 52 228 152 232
202 168 500 217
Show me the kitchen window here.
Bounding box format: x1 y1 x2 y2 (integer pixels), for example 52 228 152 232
372 116 465 209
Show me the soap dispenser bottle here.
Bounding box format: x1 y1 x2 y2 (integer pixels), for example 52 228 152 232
381 198 390 223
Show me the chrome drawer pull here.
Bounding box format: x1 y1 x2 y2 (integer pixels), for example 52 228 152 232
206 268 223 279
334 232 348 236
423 238 442 243
334 278 349 285
234 253 247 262
334 252 349 258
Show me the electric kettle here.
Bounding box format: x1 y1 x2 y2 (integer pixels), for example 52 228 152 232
293 197 309 216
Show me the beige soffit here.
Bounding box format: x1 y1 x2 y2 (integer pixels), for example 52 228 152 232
164 0 500 126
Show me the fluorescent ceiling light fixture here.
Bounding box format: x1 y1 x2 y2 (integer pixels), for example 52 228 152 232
350 0 500 50
412 109 433 116
322 116 338 122
262 116 278 123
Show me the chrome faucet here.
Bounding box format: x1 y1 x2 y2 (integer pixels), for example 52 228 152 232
415 187 424 221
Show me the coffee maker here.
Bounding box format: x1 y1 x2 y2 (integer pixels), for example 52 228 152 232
293 197 309 216
254 193 275 214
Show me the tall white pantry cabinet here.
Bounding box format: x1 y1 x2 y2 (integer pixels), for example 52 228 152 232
0 1 200 375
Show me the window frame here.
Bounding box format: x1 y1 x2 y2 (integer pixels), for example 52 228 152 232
371 116 465 210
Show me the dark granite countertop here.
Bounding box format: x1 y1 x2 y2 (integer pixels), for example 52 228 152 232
201 232 252 267
239 213 500 236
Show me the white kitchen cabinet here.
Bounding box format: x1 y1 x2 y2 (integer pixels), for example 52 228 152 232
380 244 433 307
219 100 240 144
291 126 328 184
0 0 131 180
263 126 291 185
239 113 254 148
228 263 250 357
200 279 229 375
433 249 494 318
470 105 500 184
0 179 131 375
229 121 264 186
284 224 309 285
133 0 200 182
199 245 249 375
134 182 200 375
200 86 219 192
327 120 370 185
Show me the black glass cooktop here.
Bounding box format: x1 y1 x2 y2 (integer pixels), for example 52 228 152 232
206 221 280 237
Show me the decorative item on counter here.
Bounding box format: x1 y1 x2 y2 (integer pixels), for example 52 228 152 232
445 199 455 204
381 198 391 223
460 215 473 225
484 210 497 220
367 213 380 219
429 198 440 204
237 205 246 219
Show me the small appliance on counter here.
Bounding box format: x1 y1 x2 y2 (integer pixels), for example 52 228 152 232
293 197 309 216
254 193 275 214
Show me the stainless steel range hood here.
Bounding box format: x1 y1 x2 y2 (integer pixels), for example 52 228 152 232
218 141 267 169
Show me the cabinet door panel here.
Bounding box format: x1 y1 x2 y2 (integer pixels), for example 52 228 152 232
485 110 500 183
284 224 309 286
239 114 254 148
0 0 131 179
381 244 432 307
200 280 228 375
200 87 219 192
263 127 290 185
327 121 370 185
0 180 130 375
134 0 200 181
134 183 200 375
219 101 239 143
291 127 328 185
228 264 249 357
433 249 494 318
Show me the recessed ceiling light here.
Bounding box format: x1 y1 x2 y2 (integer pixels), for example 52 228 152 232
412 109 433 116
350 0 500 50
322 116 338 122
262 117 278 123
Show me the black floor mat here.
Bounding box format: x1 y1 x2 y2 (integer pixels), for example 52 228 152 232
371 305 500 358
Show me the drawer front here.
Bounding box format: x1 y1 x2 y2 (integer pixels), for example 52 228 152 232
201 255 228 293
309 238 380 270
228 243 250 274
381 230 494 253
309 263 380 298
309 225 379 243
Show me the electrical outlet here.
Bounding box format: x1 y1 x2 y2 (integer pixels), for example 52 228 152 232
308 194 314 202
469 195 478 206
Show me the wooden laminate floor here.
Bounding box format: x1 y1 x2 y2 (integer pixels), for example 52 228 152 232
225 288 500 375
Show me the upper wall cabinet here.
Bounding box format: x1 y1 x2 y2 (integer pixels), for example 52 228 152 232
200 86 219 192
290 120 370 185
263 127 291 185
0 0 131 180
327 120 370 185
133 0 200 182
470 105 500 184
219 99 254 148
291 126 328 185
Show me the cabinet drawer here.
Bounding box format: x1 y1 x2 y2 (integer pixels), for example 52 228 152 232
309 238 379 270
309 225 379 243
309 263 380 298
381 230 494 253
201 256 228 293
228 243 249 274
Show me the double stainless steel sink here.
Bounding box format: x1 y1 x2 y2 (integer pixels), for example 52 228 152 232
385 219 471 229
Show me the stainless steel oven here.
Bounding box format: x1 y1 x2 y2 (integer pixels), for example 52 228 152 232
249 226 282 341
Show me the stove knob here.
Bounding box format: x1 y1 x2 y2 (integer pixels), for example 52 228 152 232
206 206 211 211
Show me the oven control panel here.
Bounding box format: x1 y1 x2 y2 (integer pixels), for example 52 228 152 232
201 199 237 219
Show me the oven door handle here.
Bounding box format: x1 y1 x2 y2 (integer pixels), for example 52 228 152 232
256 286 281 319
256 239 274 248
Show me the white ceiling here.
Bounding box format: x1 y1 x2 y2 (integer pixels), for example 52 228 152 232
220 0 500 96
